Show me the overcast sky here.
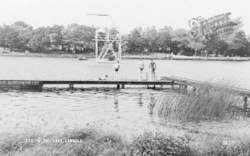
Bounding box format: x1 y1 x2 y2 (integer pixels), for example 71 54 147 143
0 0 249 34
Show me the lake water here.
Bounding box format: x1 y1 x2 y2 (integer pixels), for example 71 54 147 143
0 56 250 136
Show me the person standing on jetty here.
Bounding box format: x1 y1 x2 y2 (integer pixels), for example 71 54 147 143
138 58 144 81
149 59 157 81
114 61 120 80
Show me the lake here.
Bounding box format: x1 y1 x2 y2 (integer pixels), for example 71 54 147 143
0 56 250 136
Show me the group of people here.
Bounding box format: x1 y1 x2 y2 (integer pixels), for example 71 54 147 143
113 58 157 81
98 59 157 81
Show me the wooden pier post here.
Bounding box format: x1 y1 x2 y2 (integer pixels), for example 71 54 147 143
36 83 44 91
193 86 196 92
181 85 188 93
184 85 188 91
117 84 120 89
69 84 74 90
243 97 248 116
179 85 182 90
121 84 125 89
171 81 174 89
192 86 197 94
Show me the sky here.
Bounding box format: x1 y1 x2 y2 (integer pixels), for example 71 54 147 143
0 0 250 34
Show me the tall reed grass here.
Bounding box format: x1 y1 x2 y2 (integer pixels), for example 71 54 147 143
154 84 243 122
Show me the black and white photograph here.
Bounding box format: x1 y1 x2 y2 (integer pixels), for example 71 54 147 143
0 0 250 155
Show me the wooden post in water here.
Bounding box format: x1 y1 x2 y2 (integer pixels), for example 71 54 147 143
179 84 182 90
117 84 120 89
180 84 188 93
171 81 174 89
69 84 74 90
184 85 188 92
243 97 248 116
193 86 197 94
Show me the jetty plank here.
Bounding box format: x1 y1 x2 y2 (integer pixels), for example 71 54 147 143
161 76 250 97
0 79 172 90
1 78 250 98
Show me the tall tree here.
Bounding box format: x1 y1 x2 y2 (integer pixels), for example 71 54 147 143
3 25 19 51
12 21 33 50
158 26 173 53
126 27 144 52
28 27 50 52
62 24 95 53
171 29 190 54
48 25 64 48
142 26 159 52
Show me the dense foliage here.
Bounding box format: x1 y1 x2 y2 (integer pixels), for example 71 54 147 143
2 129 250 156
0 19 250 56
0 21 95 53
0 130 191 156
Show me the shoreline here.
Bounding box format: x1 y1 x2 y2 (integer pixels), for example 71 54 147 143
122 55 250 61
1 52 250 61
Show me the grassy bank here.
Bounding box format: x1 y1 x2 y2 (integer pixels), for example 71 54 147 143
0 128 191 156
1 126 250 156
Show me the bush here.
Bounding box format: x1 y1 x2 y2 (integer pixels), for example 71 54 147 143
2 129 250 156
130 131 191 155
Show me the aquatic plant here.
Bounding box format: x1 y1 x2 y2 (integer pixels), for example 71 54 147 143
154 84 244 122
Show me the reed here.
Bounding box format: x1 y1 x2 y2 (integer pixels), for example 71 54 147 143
154 84 243 122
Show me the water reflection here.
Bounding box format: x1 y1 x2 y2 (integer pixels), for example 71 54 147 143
148 93 156 116
0 87 168 132
114 92 119 112
138 93 143 107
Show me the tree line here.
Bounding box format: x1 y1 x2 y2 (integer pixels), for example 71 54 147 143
0 21 95 53
0 19 250 57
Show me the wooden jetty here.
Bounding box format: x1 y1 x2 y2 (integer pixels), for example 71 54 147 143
0 77 249 115
161 76 250 97
0 79 172 90
0 78 250 96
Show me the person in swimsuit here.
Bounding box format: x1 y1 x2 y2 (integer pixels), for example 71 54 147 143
138 58 144 81
114 61 120 80
99 75 108 80
149 59 157 81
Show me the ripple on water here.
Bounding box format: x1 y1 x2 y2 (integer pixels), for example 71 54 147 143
0 88 168 132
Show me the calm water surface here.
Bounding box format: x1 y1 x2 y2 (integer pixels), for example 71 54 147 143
0 56 250 134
